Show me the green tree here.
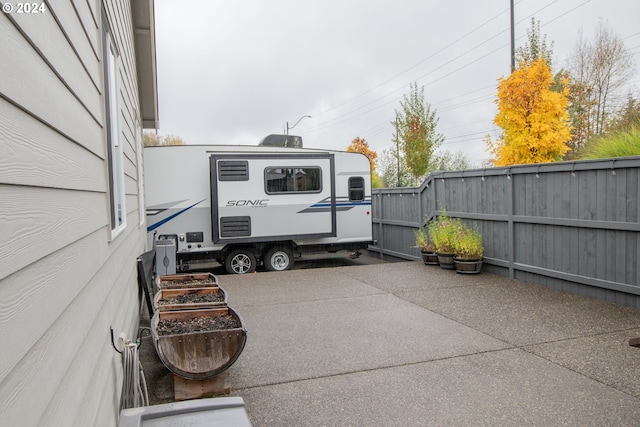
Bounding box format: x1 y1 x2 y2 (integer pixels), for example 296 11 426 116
376 148 411 188
607 93 640 134
391 83 444 182
516 18 554 68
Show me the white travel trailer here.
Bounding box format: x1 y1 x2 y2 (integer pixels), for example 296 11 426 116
145 137 373 274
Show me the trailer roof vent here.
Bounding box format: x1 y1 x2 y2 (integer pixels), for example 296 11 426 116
258 134 303 148
218 160 249 181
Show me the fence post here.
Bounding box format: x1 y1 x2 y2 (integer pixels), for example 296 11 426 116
377 193 384 260
507 168 515 279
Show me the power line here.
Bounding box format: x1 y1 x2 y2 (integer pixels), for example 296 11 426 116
444 129 496 141
304 0 568 135
311 2 523 118
306 0 594 152
539 0 591 28
439 94 495 113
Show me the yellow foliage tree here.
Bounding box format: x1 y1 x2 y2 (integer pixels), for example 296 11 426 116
487 58 572 166
347 137 378 171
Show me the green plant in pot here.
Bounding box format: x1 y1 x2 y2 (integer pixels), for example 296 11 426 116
453 223 484 274
428 209 459 269
414 227 438 265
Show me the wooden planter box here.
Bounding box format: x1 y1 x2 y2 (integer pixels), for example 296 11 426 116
154 286 228 312
156 273 219 290
151 307 247 380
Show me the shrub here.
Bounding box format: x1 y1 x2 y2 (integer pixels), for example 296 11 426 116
580 126 640 159
428 209 460 254
414 227 435 252
453 223 484 260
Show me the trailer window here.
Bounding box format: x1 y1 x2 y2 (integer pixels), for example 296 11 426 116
264 167 321 194
349 177 365 201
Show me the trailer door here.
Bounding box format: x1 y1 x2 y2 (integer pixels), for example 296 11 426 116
211 153 336 243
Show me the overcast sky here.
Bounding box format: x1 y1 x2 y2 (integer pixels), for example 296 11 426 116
153 0 640 163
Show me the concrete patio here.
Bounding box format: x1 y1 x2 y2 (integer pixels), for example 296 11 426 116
139 255 640 426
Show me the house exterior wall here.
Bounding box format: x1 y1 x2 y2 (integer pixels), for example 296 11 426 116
0 0 151 425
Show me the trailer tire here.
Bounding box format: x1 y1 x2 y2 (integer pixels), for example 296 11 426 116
225 249 256 274
264 246 293 271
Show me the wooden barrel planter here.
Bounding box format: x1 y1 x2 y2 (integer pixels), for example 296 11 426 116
154 286 228 312
421 250 439 265
156 273 219 290
151 307 247 380
453 258 483 274
436 253 455 270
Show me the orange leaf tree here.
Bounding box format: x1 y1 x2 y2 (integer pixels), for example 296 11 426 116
347 137 378 171
487 58 572 166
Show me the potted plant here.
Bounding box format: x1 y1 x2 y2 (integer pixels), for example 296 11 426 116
453 223 484 274
428 209 459 270
414 227 438 265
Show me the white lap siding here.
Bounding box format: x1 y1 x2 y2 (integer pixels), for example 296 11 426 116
0 1 154 425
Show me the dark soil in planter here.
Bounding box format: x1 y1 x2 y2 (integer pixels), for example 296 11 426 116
161 279 216 288
157 273 219 289
156 315 241 335
157 292 225 306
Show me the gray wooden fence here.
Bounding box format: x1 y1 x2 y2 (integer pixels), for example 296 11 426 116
371 156 640 308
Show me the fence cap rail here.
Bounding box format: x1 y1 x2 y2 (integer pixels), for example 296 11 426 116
429 156 640 180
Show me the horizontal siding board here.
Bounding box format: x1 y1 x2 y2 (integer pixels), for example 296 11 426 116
0 98 105 190
41 233 141 426
0 230 106 384
8 9 102 122
71 0 100 58
0 185 107 280
0 13 104 157
48 0 100 85
0 220 143 427
72 340 120 427
93 372 120 427
0 0 149 423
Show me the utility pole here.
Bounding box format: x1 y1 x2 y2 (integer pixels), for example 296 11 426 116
510 0 515 72
393 130 401 187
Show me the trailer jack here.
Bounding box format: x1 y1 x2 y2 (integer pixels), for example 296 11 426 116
350 250 362 259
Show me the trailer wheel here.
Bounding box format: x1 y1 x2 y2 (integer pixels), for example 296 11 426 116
225 249 256 274
264 246 293 271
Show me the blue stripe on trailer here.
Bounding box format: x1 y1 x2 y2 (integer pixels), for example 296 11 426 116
147 199 205 232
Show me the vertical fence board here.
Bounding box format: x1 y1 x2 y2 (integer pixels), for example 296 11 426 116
371 157 640 307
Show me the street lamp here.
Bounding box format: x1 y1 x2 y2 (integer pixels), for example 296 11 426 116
285 115 312 135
